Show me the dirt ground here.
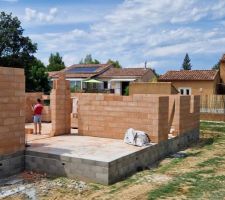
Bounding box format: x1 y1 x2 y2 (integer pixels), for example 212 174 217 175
2 121 225 200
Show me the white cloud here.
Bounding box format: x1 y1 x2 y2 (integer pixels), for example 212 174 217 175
26 0 225 70
62 54 80 66
22 5 112 26
25 7 58 23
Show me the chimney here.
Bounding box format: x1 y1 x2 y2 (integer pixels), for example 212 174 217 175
144 61 147 69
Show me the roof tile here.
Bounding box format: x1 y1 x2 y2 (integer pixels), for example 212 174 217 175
98 68 151 78
159 70 218 81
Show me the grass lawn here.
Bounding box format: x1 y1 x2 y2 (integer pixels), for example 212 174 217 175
148 121 225 200
4 121 225 200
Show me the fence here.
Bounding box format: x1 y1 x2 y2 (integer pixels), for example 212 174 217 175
200 95 225 114
200 95 225 121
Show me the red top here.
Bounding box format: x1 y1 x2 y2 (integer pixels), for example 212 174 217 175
34 103 43 115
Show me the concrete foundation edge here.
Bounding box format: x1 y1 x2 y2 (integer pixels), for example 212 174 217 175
108 128 199 184
0 151 25 178
25 129 198 185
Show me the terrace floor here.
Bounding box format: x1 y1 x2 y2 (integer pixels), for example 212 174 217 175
24 123 149 184
25 123 78 142
26 135 145 162
25 122 145 162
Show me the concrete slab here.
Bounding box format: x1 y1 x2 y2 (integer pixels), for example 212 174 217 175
25 129 199 185
25 123 78 142
26 135 146 162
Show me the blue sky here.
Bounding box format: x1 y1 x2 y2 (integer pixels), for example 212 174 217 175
1 0 225 74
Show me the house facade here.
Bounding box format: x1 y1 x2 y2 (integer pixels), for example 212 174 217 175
97 67 156 95
158 70 220 95
158 54 225 95
49 64 156 95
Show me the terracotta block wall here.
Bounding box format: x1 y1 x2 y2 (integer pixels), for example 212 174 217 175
0 67 25 155
25 92 43 122
25 93 51 122
42 106 51 122
169 95 200 136
78 94 169 143
78 93 200 143
50 75 71 136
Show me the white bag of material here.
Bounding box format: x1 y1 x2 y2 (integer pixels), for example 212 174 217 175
124 128 150 147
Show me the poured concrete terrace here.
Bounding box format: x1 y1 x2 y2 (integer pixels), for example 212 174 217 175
26 135 146 162
25 129 198 185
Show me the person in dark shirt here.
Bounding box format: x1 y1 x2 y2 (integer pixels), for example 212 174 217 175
32 98 43 134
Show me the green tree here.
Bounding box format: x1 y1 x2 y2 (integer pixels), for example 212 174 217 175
124 86 129 96
107 59 122 68
181 53 192 70
212 61 220 70
47 52 65 71
79 54 100 64
152 68 159 78
28 59 50 93
0 12 37 91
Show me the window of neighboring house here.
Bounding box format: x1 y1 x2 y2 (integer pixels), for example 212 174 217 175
186 89 190 95
93 83 97 89
180 89 184 95
70 81 75 88
70 80 82 92
103 81 108 89
178 88 191 95
75 81 81 90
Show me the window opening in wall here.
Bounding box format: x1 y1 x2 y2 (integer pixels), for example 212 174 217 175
178 88 191 95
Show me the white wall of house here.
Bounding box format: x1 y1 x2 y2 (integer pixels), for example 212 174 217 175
107 79 136 95
51 77 137 94
113 82 121 94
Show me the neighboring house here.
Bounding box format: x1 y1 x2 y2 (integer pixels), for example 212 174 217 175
49 64 156 95
49 64 112 92
97 68 156 95
158 70 220 95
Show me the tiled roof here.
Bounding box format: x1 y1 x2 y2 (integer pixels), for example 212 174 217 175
64 73 94 78
98 68 151 78
159 70 218 81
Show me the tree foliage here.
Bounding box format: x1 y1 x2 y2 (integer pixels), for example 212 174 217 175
182 53 192 70
152 68 159 78
47 52 65 71
212 61 220 70
107 59 122 68
27 59 50 93
79 54 100 64
0 12 38 91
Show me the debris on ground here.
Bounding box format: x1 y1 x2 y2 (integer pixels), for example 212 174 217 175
0 171 89 200
20 171 47 182
170 151 188 158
